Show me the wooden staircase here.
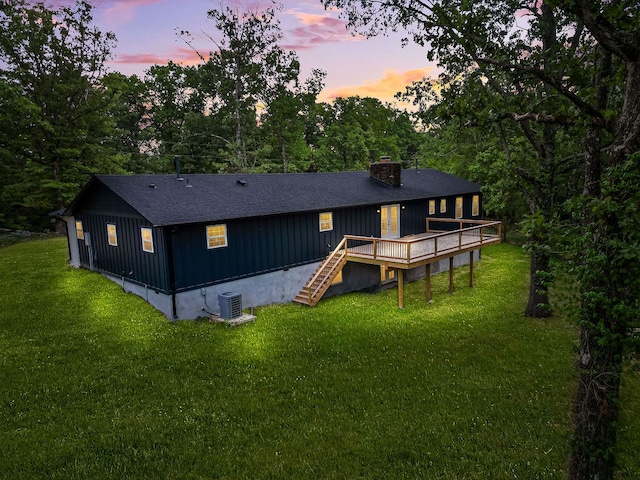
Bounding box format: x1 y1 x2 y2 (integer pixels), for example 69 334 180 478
293 238 347 307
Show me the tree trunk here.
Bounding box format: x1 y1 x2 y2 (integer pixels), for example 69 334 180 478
234 103 244 171
569 58 639 480
525 248 551 317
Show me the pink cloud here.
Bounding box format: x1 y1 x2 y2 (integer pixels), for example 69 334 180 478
283 11 360 50
320 67 440 104
111 47 211 67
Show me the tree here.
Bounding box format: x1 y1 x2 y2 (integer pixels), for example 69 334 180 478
0 0 119 230
101 72 159 174
323 0 640 476
0 79 41 228
183 1 300 171
314 96 421 170
260 68 327 172
396 5 592 318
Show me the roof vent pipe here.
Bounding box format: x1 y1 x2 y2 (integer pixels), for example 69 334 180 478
174 155 183 181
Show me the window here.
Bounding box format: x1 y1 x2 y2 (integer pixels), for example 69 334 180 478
107 224 118 246
472 195 480 216
207 224 227 249
319 212 333 232
428 200 436 215
331 269 343 285
75 221 84 240
455 197 463 219
141 227 154 253
440 199 447 213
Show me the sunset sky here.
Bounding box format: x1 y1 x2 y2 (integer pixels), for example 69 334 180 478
79 0 439 106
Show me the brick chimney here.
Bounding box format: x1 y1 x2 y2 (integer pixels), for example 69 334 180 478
370 158 401 187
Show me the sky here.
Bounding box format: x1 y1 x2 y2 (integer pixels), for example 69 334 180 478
72 0 440 106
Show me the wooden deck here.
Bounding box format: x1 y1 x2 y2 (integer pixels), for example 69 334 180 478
343 219 502 269
293 218 502 309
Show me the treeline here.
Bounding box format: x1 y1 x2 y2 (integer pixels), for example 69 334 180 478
2 0 640 474
325 0 640 477
0 1 422 231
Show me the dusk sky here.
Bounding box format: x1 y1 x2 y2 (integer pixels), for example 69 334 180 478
80 0 439 106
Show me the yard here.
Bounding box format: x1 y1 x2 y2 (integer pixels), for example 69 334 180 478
0 237 638 479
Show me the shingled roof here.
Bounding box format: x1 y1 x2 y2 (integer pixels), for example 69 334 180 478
64 169 480 227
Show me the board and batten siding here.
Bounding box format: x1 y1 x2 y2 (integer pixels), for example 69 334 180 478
72 186 170 293
75 213 170 293
167 196 479 293
170 205 380 292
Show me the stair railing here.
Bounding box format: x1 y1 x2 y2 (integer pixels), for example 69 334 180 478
306 237 347 305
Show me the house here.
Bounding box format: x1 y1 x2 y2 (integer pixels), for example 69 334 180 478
60 162 497 319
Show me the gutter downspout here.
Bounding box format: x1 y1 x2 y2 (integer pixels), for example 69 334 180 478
165 226 178 320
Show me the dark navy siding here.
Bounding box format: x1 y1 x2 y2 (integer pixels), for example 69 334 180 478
72 186 170 292
71 180 481 295
425 193 481 221
400 199 430 235
171 205 381 291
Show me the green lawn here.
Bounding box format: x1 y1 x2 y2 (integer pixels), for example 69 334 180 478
0 237 638 479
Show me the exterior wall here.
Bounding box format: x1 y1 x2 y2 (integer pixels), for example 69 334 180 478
323 262 382 299
63 215 81 267
167 194 480 293
399 194 482 235
73 186 171 293
169 205 380 292
104 261 320 320
68 179 483 319
103 272 175 318
103 249 481 320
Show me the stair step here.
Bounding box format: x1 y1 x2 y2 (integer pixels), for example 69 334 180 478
294 244 347 307
293 295 312 306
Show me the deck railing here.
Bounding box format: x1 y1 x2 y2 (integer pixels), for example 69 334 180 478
344 219 502 265
426 218 502 238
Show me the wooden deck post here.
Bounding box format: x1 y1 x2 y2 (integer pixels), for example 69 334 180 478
425 264 432 303
397 269 404 309
449 257 455 294
469 251 474 287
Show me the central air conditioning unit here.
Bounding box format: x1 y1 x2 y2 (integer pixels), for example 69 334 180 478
218 292 242 319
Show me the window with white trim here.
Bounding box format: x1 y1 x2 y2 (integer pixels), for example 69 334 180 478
472 195 480 216
141 227 154 253
440 199 447 213
75 221 84 240
107 223 118 246
455 197 463 219
207 224 228 249
428 200 435 215
319 212 333 232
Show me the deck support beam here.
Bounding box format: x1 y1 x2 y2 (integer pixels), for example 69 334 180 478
397 269 404 309
449 257 455 294
425 264 432 303
469 252 474 287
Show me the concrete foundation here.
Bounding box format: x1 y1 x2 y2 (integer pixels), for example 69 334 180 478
104 261 321 320
101 250 480 320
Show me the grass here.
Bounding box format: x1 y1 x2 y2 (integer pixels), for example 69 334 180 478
0 237 638 479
